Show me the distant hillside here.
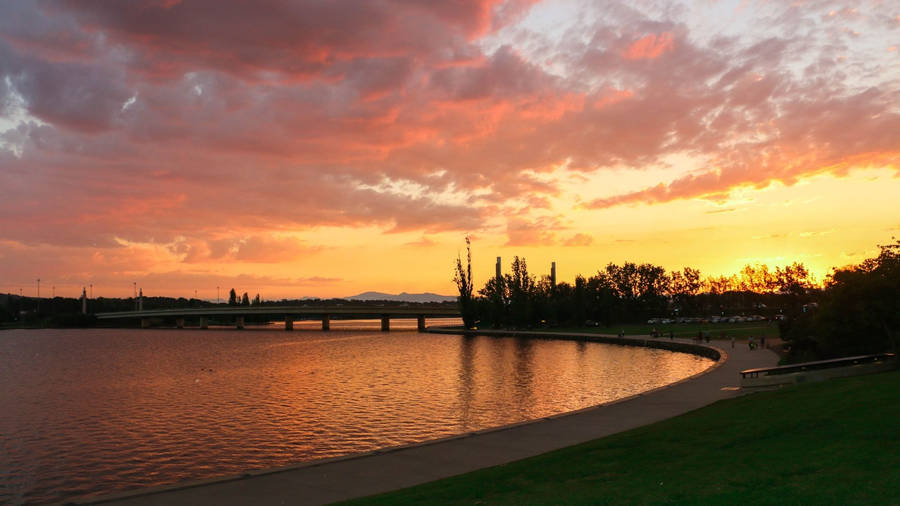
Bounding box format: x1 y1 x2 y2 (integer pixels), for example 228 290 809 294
345 291 457 303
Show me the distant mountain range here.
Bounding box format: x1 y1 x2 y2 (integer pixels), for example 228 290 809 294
345 291 457 303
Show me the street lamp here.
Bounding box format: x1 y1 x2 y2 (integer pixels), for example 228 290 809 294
217 286 220 304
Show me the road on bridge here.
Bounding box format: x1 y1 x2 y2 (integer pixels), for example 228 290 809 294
94 305 461 331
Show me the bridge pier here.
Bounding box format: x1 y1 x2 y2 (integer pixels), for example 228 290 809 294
322 314 330 331
417 315 426 332
285 317 293 331
200 317 208 329
176 317 185 329
381 316 390 332
236 316 245 329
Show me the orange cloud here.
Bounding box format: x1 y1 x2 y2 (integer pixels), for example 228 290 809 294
505 217 562 246
563 233 593 247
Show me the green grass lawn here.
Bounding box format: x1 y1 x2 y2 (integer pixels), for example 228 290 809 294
342 370 900 505
557 321 780 340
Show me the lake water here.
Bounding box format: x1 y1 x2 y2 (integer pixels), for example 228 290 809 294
0 324 713 505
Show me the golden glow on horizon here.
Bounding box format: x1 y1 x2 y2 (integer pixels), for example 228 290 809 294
5 168 895 299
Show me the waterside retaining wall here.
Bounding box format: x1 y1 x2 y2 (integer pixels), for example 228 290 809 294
426 327 722 362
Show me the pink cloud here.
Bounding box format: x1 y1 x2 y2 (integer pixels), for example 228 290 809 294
0 239 343 297
586 83 900 209
171 236 323 264
45 0 526 80
404 236 438 247
623 32 674 60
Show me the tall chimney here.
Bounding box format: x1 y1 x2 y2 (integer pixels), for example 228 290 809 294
496 256 502 281
551 261 557 287
81 287 87 315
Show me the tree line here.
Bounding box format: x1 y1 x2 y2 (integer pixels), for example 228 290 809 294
227 288 260 306
454 238 899 361
781 239 898 361
455 241 817 329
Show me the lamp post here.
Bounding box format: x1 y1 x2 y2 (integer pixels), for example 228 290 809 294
36 278 40 314
217 286 220 304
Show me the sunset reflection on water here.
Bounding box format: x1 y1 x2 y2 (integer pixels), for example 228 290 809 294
0 327 712 504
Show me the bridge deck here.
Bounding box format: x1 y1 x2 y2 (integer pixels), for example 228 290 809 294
95 306 461 320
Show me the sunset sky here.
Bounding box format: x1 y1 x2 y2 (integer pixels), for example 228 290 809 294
1 0 898 299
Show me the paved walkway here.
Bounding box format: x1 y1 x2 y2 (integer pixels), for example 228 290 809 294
80 334 778 506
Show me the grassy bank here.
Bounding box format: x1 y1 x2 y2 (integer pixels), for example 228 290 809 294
558 321 780 340
344 370 899 505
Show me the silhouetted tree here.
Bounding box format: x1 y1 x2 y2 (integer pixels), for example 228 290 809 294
478 275 507 328
549 280 574 325
453 237 476 329
585 273 617 326
775 262 815 317
505 256 536 327
452 244 858 331
533 275 556 325
739 264 777 294
591 262 669 322
705 275 735 295
573 275 587 325
671 266 702 316
784 239 899 360
228 288 237 306
253 293 261 305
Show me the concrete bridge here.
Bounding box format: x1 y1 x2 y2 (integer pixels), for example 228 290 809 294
94 306 461 331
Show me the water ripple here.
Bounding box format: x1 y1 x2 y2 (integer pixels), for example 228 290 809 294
0 327 712 505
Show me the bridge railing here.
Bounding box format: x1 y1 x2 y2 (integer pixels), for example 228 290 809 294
740 353 896 379
95 305 461 319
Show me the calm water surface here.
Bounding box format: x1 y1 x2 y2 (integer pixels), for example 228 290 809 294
0 324 713 505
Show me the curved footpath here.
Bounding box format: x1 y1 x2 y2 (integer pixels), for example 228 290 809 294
77 332 778 506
